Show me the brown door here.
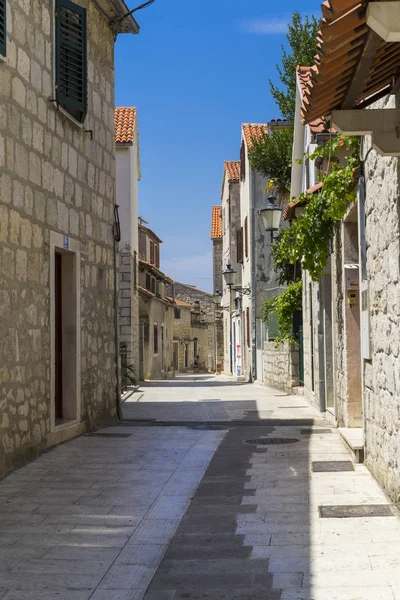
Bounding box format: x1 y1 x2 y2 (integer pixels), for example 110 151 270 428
55 252 63 421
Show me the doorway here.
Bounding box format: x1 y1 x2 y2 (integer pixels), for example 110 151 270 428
52 247 78 426
173 341 179 371
184 343 189 369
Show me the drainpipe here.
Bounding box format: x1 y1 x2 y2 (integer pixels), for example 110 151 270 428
113 205 123 422
317 280 326 413
250 167 257 382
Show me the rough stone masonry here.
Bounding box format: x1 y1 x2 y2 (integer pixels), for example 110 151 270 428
0 0 120 476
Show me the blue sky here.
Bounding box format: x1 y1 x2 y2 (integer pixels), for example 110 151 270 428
115 0 317 291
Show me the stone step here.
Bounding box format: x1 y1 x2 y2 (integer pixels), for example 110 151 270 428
338 427 364 463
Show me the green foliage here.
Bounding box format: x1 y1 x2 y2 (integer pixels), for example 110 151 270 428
248 127 294 201
271 229 301 286
269 12 320 120
272 136 361 282
262 281 303 344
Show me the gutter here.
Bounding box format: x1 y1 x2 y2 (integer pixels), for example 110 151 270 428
250 167 257 382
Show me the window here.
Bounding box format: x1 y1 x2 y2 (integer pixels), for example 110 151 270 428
0 0 6 57
246 307 250 348
150 241 155 265
174 307 181 319
55 0 88 123
153 325 158 355
236 228 243 264
150 277 156 294
145 273 151 291
244 217 248 258
155 244 160 268
133 251 137 290
240 141 245 181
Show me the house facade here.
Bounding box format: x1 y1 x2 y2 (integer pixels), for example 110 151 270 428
220 126 286 382
210 205 224 373
171 281 217 373
138 223 174 380
290 0 400 505
115 107 140 388
0 0 138 477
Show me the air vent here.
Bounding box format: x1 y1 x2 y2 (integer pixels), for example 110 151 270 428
244 438 299 445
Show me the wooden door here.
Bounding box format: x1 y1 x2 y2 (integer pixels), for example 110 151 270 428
55 252 63 421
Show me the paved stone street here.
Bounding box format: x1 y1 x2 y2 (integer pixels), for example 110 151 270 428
1 375 400 599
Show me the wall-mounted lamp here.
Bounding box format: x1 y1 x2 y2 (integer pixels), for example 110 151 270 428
259 195 282 242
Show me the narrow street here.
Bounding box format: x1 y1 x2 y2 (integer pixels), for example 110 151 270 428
1 377 400 599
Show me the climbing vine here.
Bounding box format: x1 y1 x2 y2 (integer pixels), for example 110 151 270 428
272 135 360 282
262 135 360 344
262 281 303 345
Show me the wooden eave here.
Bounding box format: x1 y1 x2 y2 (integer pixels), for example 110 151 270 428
302 0 400 125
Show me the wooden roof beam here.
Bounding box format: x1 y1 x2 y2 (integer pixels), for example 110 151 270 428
341 29 383 108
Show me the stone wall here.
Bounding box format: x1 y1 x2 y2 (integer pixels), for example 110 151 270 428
172 282 216 371
212 238 222 293
0 0 118 476
362 95 400 506
263 341 299 393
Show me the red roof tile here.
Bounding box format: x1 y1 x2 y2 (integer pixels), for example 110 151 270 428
115 107 137 144
297 67 332 134
301 1 400 124
211 206 222 239
242 123 268 150
283 182 324 221
175 299 192 308
224 161 240 181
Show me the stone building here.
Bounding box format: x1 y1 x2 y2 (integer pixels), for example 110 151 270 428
171 281 217 373
115 107 140 388
138 223 174 380
290 0 400 505
171 299 211 373
210 205 224 372
0 0 138 477
219 126 286 382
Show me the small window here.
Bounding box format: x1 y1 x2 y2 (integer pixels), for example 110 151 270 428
240 141 245 181
153 325 158 355
236 228 243 264
55 0 88 123
0 0 6 57
155 244 160 268
151 277 156 294
150 241 155 265
145 273 151 291
174 307 181 319
244 217 248 258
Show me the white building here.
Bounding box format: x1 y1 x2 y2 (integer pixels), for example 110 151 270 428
220 124 286 381
115 107 140 387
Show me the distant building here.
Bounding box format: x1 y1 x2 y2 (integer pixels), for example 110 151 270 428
115 107 140 388
211 206 224 372
138 224 175 380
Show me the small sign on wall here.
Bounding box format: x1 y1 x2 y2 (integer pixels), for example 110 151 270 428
63 236 69 250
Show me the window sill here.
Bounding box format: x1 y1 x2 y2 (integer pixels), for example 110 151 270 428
51 102 86 130
0 52 7 64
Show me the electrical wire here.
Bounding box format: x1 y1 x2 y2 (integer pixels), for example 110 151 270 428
118 0 156 22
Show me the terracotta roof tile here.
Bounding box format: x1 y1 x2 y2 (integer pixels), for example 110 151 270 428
224 161 240 181
301 1 400 124
297 67 332 134
283 182 324 221
115 107 137 144
242 123 268 150
175 299 192 308
211 206 222 239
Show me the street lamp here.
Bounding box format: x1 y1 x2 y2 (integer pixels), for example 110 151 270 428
259 195 282 242
213 289 222 306
223 264 236 288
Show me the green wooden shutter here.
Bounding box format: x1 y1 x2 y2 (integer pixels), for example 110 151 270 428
0 0 6 57
55 0 87 122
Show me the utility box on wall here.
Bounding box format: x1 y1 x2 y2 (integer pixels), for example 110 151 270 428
345 264 359 307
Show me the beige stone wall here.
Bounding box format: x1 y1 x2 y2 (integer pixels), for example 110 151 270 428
362 95 400 504
0 0 118 476
139 295 174 380
263 341 299 393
